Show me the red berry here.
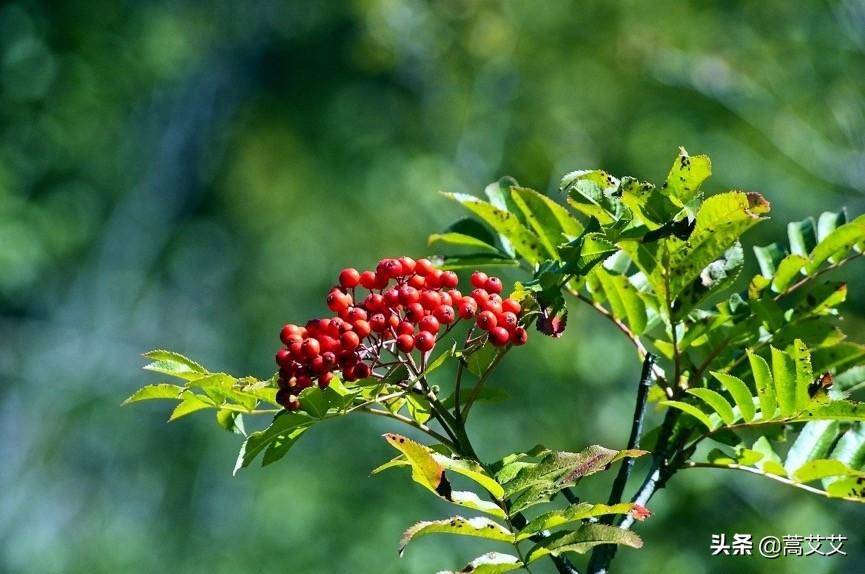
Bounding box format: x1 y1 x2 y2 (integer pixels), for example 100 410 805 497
346 307 368 322
499 311 519 331
398 256 417 275
353 362 371 379
295 375 313 391
418 315 440 334
426 269 443 289
420 290 441 309
484 297 503 315
476 310 497 331
359 270 378 289
326 290 351 312
353 319 371 338
405 302 425 322
434 305 456 324
458 297 478 319
376 258 402 279
384 288 401 309
471 271 488 288
342 365 358 382
318 372 334 388
301 338 321 358
387 313 400 329
310 355 327 375
408 274 426 289
502 298 521 315
440 271 459 289
275 348 292 367
448 289 463 305
414 331 436 352
339 268 360 288
439 291 452 306
511 326 528 346
415 258 436 276
369 313 387 332
471 288 490 305
338 350 359 368
397 321 415 336
280 324 301 345
489 326 510 347
364 293 385 312
318 335 339 354
340 331 360 351
288 339 303 358
322 351 337 368
398 285 420 305
396 334 415 353
485 276 503 294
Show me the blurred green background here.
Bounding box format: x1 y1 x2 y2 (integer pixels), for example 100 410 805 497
1 1 864 573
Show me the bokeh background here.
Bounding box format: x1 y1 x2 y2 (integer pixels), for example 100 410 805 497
1 1 864 573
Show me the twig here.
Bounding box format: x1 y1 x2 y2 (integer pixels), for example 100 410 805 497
602 354 656 514
587 409 682 574
681 461 865 503
360 407 456 450
462 349 508 419
454 356 468 421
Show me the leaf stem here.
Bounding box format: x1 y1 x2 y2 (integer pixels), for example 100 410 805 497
681 461 865 503
462 348 508 419
602 354 656 513
360 406 457 450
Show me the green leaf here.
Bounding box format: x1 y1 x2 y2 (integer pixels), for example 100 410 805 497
824 424 865 487
806 219 865 273
216 409 245 434
261 425 309 467
748 350 777 419
662 147 711 207
517 502 638 541
560 169 622 224
234 412 314 474
432 455 505 499
399 516 513 556
406 394 432 424
511 186 583 258
434 253 520 270
686 388 736 426
383 433 447 493
437 552 523 574
122 383 184 405
659 400 714 430
590 267 648 334
753 243 785 278
792 459 862 483
142 349 208 381
771 254 808 292
428 232 501 253
710 372 756 422
443 192 547 265
667 191 770 299
526 524 643 563
168 392 214 421
502 446 646 499
466 343 499 377
788 217 817 256
771 346 797 417
791 339 813 411
784 420 840 476
752 436 786 475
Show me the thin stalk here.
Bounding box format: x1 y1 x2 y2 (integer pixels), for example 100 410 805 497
602 354 656 514
681 461 865 503
462 349 508 419
360 407 456 450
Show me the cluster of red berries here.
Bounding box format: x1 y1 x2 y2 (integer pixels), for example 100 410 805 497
274 257 528 410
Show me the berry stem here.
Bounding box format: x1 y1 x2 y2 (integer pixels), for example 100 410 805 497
461 348 508 419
